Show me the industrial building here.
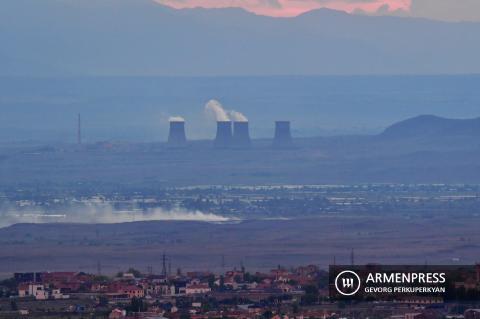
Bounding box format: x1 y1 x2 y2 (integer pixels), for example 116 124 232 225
273 121 293 148
168 120 187 147
214 121 233 148
232 121 251 148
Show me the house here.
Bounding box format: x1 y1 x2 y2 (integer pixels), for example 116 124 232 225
40 272 87 293
185 283 211 295
18 283 49 300
122 273 136 280
28 284 49 300
41 272 77 284
91 283 109 292
118 285 144 298
225 270 245 282
52 288 69 299
18 283 30 297
276 283 294 293
150 284 175 296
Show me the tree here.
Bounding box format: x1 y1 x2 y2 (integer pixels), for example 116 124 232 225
207 274 216 288
127 268 142 278
93 275 110 283
261 310 273 319
292 303 299 314
10 300 18 311
0 278 18 291
219 276 225 290
128 297 147 313
302 285 319 305
180 312 191 319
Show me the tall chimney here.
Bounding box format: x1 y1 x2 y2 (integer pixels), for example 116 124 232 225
77 113 82 145
273 121 292 148
232 121 251 148
168 120 187 147
214 121 233 148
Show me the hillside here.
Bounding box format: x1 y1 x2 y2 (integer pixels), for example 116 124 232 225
380 115 480 139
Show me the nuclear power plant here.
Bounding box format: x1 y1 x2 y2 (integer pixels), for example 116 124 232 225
164 110 293 149
214 121 233 148
168 120 187 147
232 121 251 148
163 119 294 149
273 121 293 148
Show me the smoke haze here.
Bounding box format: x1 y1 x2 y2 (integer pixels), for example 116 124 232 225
0 204 234 228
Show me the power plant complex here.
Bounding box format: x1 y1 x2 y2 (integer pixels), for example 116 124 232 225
168 118 293 149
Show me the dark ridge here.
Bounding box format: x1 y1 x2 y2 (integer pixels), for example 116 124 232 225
380 115 480 139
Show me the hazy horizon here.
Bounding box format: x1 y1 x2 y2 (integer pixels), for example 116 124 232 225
1 75 479 143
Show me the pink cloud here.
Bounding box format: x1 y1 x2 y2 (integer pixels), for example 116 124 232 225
155 0 412 17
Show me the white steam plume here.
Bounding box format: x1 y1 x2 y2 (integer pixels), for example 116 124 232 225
228 110 248 122
204 99 248 122
169 116 185 122
205 99 230 121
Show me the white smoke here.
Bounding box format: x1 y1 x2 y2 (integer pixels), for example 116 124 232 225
205 99 230 121
169 116 185 122
0 204 235 228
204 99 248 122
228 110 248 122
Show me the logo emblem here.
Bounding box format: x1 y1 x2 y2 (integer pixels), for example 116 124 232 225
342 277 354 288
335 270 361 296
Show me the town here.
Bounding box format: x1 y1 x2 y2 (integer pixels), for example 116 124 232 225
1 264 480 319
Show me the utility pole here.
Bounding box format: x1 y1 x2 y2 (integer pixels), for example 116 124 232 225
162 252 167 277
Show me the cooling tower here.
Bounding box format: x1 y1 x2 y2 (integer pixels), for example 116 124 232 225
168 120 187 147
214 121 233 148
232 121 251 148
273 121 293 148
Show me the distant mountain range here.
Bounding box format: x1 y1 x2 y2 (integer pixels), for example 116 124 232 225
1 0 480 76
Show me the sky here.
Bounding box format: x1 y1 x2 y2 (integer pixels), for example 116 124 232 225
155 0 480 21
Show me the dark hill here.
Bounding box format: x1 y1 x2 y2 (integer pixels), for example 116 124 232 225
380 115 480 139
